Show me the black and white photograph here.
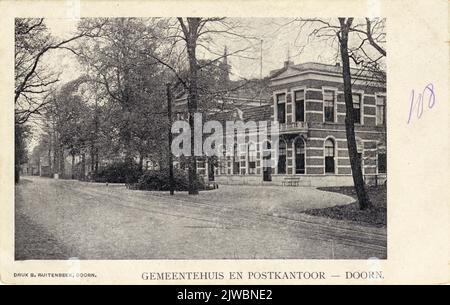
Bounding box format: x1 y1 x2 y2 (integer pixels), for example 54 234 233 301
14 16 388 261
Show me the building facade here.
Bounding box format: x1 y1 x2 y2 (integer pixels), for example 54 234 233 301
212 61 387 187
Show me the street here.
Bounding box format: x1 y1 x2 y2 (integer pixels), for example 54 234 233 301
15 176 387 260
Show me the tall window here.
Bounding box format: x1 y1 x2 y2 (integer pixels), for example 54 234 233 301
376 96 386 126
295 138 305 174
233 144 239 174
276 93 286 123
294 90 305 122
248 143 256 174
324 139 335 173
278 141 286 174
378 153 386 173
356 137 363 172
324 90 335 122
352 94 361 124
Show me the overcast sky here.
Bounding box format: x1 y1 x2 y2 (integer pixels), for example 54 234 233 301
44 17 344 84
30 17 380 150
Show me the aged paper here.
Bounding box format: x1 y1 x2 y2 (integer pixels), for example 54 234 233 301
0 0 449 285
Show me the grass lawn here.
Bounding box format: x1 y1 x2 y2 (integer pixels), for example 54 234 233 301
303 185 387 228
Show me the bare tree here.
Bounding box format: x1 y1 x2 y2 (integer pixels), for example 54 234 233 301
15 18 99 124
294 18 386 209
14 18 100 182
171 17 259 194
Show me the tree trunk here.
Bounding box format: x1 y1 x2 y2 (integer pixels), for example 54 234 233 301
59 145 65 179
53 131 58 177
139 154 144 171
81 152 86 181
185 18 201 195
15 164 20 184
339 18 372 210
90 143 95 173
48 145 52 175
71 153 75 179
167 83 174 195
95 152 99 174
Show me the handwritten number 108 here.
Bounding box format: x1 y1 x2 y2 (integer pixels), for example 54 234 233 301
407 83 436 124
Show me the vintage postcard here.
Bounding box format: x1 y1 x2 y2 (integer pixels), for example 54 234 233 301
0 0 448 285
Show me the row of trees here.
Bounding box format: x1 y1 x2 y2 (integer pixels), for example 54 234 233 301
16 17 385 210
19 18 249 188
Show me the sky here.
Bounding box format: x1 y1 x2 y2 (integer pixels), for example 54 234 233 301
43 17 343 84
29 17 382 151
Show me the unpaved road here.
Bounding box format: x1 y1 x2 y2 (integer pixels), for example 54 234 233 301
15 176 386 260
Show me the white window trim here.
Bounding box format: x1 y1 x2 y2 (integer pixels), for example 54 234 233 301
375 93 387 126
273 89 288 124
352 90 365 126
355 137 364 175
247 141 257 175
322 86 338 123
293 136 306 175
323 136 337 175
291 86 306 123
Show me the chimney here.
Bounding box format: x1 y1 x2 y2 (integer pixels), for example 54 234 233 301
335 62 341 67
284 45 294 68
284 60 294 68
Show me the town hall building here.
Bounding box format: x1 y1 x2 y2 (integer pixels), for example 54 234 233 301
208 60 387 187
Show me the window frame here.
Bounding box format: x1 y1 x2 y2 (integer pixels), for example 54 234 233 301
322 87 337 123
294 137 306 175
377 153 387 174
273 90 288 124
375 93 386 126
292 86 306 123
247 142 257 175
324 137 336 174
277 140 287 174
356 137 364 175
232 143 240 175
377 142 387 174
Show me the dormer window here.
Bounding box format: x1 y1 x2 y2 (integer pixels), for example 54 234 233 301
276 93 286 123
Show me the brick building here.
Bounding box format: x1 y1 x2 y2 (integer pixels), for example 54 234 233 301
210 61 387 186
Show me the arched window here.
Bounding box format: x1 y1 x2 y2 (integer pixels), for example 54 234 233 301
324 138 335 173
278 140 287 174
295 138 305 174
248 142 256 175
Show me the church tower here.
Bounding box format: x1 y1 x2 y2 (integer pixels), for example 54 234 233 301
220 46 230 84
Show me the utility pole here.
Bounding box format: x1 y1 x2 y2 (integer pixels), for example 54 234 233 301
167 82 174 195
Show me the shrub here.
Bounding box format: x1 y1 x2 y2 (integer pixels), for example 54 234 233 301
92 161 142 184
133 168 205 191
